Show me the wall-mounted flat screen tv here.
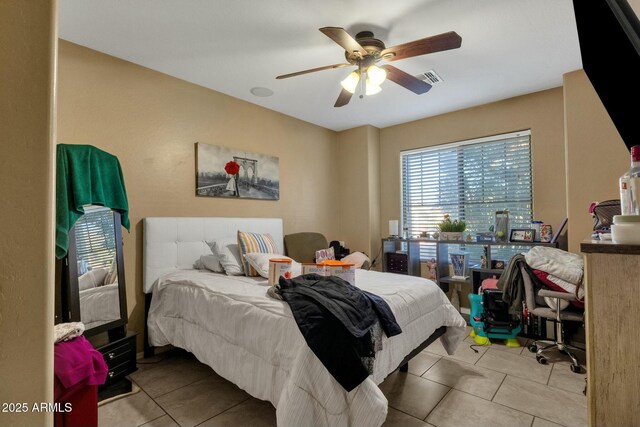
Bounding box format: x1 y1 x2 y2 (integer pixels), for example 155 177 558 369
572 0 640 152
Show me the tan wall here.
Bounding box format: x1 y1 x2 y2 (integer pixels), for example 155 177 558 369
0 1 57 426
336 125 381 259
367 125 381 262
380 87 567 243
564 70 629 253
337 127 372 254
57 40 340 349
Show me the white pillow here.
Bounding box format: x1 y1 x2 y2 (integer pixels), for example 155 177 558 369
243 253 293 278
207 238 244 276
340 251 371 269
195 254 223 273
103 258 118 285
78 267 109 291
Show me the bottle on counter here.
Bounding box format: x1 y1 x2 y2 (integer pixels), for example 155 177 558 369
619 145 640 215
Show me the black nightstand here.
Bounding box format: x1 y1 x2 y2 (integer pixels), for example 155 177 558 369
88 330 138 401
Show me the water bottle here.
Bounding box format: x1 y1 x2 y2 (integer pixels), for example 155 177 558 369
620 145 640 215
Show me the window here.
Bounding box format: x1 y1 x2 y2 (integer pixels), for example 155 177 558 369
73 207 117 274
401 130 533 263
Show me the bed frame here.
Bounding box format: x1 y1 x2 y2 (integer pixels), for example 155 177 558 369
142 216 446 369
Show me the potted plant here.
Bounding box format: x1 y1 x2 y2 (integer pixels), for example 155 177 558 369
437 214 466 241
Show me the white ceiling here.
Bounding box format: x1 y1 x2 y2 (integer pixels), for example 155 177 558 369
58 0 582 132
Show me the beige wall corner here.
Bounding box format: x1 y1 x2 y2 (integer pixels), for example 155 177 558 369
336 125 381 259
56 40 340 349
0 1 57 426
563 69 629 253
367 125 381 263
379 88 567 244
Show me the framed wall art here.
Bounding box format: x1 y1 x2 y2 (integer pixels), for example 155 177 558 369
196 142 280 200
509 228 535 243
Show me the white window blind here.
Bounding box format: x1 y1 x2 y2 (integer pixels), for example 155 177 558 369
74 207 116 273
401 130 533 263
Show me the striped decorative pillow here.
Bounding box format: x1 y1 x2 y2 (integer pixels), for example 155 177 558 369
237 231 280 276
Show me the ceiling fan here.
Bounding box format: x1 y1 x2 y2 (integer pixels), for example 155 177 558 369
276 27 462 107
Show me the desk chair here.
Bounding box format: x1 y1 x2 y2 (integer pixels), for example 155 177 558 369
520 264 584 373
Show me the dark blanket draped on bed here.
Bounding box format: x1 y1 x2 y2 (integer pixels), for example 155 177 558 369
275 274 402 391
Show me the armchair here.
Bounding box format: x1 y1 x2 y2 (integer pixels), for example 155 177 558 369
283 232 328 263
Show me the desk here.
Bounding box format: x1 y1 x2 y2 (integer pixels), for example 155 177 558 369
435 239 557 314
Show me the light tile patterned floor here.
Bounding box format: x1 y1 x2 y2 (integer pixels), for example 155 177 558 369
99 336 587 427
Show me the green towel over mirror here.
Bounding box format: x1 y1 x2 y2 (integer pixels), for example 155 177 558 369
56 144 130 259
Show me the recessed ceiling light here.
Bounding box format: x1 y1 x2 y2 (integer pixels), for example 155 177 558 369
250 87 274 97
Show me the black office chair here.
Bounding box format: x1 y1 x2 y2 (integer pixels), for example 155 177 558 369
520 264 584 373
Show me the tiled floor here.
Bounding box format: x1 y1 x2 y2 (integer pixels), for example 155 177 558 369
99 333 587 427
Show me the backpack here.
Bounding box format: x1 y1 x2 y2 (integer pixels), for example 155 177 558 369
589 199 621 231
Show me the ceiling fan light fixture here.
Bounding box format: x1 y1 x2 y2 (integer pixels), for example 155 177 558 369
340 71 360 94
367 65 387 86
365 80 382 96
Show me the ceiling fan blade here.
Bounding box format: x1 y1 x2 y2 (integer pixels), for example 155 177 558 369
320 27 367 56
381 31 462 62
334 88 353 107
381 64 432 94
276 63 351 79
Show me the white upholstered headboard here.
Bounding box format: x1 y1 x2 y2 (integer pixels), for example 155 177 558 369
143 217 284 293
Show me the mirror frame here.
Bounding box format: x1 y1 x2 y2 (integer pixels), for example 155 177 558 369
65 210 128 337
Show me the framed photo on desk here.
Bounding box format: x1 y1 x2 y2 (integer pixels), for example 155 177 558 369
510 228 535 242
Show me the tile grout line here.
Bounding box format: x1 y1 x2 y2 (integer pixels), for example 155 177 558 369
459 385 541 423
489 375 573 426
418 360 504 403
546 360 554 385
475 348 554 386
192 396 253 427
489 372 508 402
110 387 167 427
129 389 166 427
418 356 443 379
141 371 216 400
137 413 166 427
139 409 180 427
421 386 454 422
386 405 434 425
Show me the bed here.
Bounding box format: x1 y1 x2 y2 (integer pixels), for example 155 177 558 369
143 217 466 427
77 267 121 329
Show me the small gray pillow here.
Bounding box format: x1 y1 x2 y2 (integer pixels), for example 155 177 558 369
206 238 244 276
199 254 223 273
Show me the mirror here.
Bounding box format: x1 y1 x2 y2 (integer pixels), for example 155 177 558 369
65 206 127 336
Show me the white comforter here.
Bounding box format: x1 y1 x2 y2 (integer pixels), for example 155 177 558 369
524 246 585 298
79 283 121 329
147 269 466 427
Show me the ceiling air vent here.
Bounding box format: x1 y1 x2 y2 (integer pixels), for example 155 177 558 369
417 69 443 85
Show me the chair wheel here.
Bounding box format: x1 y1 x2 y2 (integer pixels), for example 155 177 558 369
528 344 538 353
536 355 548 365
570 364 582 373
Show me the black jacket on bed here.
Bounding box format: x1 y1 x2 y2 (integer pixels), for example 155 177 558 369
275 274 402 391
